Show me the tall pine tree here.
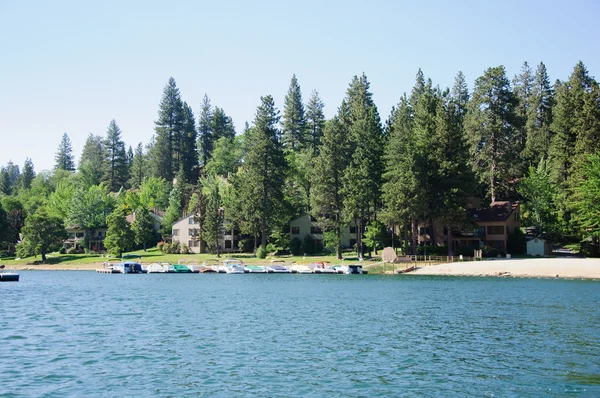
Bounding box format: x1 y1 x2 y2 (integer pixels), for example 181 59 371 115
54 133 75 171
281 74 306 150
103 120 129 192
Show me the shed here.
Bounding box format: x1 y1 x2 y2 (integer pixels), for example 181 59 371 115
526 237 552 256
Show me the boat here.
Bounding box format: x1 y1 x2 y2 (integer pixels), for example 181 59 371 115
332 265 349 274
146 262 171 273
147 262 192 273
309 261 336 274
290 262 313 274
188 259 219 273
266 260 292 273
111 261 143 274
0 266 19 282
217 259 245 274
347 264 367 274
245 265 268 273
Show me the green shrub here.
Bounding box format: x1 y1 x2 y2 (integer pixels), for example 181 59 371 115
16 239 34 258
180 243 190 254
290 237 302 255
160 242 170 254
157 241 166 252
66 246 81 255
416 245 448 255
266 243 277 254
507 229 526 254
169 241 181 254
238 238 254 253
581 243 600 257
302 234 315 255
481 246 501 258
256 246 267 259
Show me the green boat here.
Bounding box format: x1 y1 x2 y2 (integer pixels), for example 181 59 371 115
171 264 192 273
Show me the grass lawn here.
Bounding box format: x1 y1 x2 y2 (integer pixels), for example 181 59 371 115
0 248 388 270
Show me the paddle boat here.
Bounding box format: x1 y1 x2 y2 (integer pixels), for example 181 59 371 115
309 261 336 274
146 262 192 273
290 262 313 274
188 259 219 273
245 264 268 273
217 259 245 274
266 260 292 273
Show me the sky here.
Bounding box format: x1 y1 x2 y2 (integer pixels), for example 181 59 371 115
1 0 599 172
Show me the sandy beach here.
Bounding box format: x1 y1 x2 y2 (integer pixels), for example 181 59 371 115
409 257 600 279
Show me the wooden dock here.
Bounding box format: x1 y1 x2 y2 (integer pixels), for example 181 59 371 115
96 269 120 274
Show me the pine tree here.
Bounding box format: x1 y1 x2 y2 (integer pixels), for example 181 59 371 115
152 77 184 181
465 66 519 202
103 120 129 192
341 73 383 259
281 74 306 150
305 90 325 154
161 187 182 237
522 62 554 168
180 102 199 183
78 134 105 187
548 61 593 187
311 117 351 259
54 133 75 171
20 158 35 191
513 61 534 153
202 176 224 257
211 107 236 142
104 208 133 257
197 94 213 167
132 207 154 251
129 142 146 189
410 68 426 109
236 95 287 249
0 168 11 195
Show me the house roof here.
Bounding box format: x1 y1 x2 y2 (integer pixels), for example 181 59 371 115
469 201 519 222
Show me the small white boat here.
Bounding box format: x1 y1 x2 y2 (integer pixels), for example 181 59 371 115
146 262 171 273
218 259 245 274
309 262 336 274
267 260 292 273
111 261 143 274
290 262 313 274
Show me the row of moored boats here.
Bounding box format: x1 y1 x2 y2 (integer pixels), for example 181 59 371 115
100 259 367 274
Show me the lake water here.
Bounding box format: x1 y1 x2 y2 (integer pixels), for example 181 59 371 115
1 272 599 397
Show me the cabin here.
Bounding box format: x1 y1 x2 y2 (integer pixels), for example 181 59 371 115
63 226 108 252
526 237 552 256
454 201 521 255
289 214 358 251
171 214 241 253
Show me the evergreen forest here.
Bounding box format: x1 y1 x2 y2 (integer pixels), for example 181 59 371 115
1 61 600 260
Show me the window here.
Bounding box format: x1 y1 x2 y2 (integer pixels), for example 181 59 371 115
291 226 300 235
225 240 232 249
189 217 196 224
487 226 505 235
313 239 323 250
311 226 322 234
350 239 357 247
189 240 199 248
514 212 520 221
75 232 85 238
350 226 357 234
189 228 199 237
173 229 179 236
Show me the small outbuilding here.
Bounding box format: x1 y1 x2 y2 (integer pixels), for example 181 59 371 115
526 237 552 256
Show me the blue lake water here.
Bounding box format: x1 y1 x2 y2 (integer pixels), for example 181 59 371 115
1 271 600 397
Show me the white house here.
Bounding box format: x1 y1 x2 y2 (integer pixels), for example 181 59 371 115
526 237 552 256
289 214 357 250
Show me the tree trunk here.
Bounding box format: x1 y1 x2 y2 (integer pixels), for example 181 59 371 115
336 225 342 260
411 218 418 256
356 219 363 261
447 225 454 256
41 251 47 262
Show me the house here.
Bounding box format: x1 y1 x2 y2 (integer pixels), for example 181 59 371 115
527 237 552 256
289 214 358 250
171 214 241 253
63 226 108 252
125 209 164 234
453 201 521 254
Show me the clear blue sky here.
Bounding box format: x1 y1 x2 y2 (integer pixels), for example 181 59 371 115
1 0 598 172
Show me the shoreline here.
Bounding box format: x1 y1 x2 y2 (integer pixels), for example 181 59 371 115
5 258 600 279
408 257 600 279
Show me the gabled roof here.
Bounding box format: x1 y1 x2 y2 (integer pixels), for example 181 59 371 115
470 201 519 222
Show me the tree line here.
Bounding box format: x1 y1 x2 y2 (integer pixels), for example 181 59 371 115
1 61 599 260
